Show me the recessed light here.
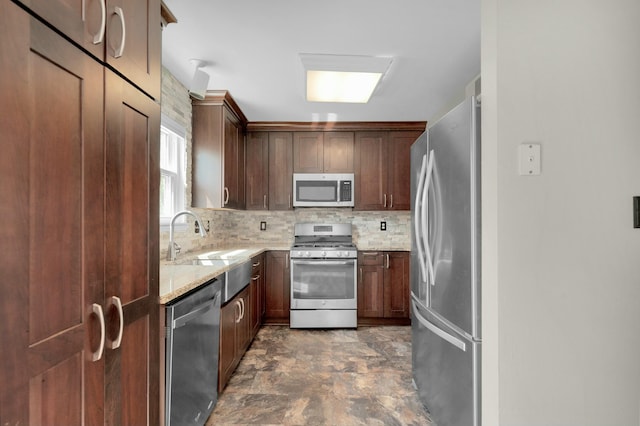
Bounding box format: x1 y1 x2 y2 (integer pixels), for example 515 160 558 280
300 54 393 104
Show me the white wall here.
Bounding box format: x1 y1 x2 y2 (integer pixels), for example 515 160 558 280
482 0 640 424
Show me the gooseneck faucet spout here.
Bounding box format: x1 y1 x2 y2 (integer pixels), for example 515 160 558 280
167 210 208 261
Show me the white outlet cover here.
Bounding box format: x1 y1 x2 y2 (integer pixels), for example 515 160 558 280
518 143 541 175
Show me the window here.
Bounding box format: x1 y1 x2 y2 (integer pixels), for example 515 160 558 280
160 115 186 226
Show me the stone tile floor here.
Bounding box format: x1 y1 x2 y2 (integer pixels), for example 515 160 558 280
206 325 433 426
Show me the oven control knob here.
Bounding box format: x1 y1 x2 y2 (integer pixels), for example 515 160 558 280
321 251 326 257
305 251 310 257
343 251 349 257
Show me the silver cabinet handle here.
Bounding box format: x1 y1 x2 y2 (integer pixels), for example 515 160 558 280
252 261 261 267
385 253 390 269
224 187 230 205
111 6 126 58
92 0 106 44
362 251 379 257
359 268 363 284
285 253 289 268
288 194 291 209
91 303 105 362
107 296 123 349
239 298 245 321
251 275 260 281
390 194 393 209
263 194 267 209
383 193 387 208
235 300 242 323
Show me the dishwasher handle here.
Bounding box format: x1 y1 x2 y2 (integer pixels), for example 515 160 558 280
172 295 218 329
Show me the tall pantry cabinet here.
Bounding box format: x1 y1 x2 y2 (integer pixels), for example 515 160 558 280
0 0 161 425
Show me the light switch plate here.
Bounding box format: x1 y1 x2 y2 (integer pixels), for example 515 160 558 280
519 143 541 175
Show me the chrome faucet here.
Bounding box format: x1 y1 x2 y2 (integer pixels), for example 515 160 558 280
167 210 208 261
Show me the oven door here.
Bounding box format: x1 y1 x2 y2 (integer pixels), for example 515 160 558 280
290 258 357 309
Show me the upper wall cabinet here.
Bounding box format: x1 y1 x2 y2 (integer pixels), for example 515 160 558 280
293 131 354 173
354 130 422 211
14 0 161 100
246 132 270 210
192 91 247 209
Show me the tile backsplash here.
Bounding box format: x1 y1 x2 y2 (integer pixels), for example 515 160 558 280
160 209 411 259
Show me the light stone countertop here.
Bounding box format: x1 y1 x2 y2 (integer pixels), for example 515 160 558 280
159 246 290 304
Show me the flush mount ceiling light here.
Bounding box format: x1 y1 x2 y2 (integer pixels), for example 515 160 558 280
300 54 393 103
188 59 210 100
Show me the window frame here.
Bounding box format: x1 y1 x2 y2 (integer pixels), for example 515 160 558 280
160 114 187 228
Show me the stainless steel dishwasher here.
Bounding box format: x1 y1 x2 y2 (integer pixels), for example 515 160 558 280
165 278 221 426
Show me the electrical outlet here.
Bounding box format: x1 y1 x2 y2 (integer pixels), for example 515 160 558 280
194 221 200 233
634 197 640 229
260 221 267 231
380 221 387 231
205 220 210 232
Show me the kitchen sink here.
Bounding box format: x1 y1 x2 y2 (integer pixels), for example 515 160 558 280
191 249 254 261
172 258 233 267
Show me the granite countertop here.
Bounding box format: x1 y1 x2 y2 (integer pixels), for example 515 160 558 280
159 246 290 304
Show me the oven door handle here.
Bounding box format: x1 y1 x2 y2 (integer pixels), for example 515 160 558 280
291 260 354 266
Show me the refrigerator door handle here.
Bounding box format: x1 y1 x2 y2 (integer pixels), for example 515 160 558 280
422 150 436 286
414 154 428 282
412 297 466 352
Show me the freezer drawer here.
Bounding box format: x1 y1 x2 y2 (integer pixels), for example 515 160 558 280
412 299 480 426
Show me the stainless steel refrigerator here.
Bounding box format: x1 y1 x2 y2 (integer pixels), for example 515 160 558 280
410 95 481 426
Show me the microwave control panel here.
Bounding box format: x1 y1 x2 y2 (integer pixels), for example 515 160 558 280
340 180 352 201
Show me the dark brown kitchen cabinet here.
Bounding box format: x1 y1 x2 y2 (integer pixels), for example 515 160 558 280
13 0 161 100
250 253 266 338
268 132 294 210
218 285 251 392
192 92 247 209
293 131 354 173
358 251 410 325
354 131 420 210
104 69 160 426
246 132 270 210
264 251 291 324
0 2 160 424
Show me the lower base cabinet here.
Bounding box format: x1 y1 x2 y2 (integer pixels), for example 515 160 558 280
264 251 290 324
358 251 410 325
218 285 251 392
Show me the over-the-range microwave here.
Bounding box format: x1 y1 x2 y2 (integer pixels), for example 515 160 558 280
292 173 354 207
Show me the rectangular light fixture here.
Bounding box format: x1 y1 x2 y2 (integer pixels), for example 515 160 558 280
300 54 393 103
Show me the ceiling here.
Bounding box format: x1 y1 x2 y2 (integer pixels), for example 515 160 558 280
161 0 480 123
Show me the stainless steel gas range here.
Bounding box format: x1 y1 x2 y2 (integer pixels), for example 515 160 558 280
290 223 358 328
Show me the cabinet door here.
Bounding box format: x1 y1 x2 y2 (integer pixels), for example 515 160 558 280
354 131 388 210
265 251 291 322
223 111 244 209
383 252 411 318
268 133 293 210
104 70 160 426
387 131 421 210
104 0 161 100
192 104 223 208
323 132 354 173
237 286 252 354
0 7 105 425
246 132 269 210
218 299 239 392
293 131 323 173
13 0 105 59
358 253 385 318
15 0 161 100
250 254 265 338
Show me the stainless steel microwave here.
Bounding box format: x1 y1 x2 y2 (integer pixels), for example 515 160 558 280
292 173 354 207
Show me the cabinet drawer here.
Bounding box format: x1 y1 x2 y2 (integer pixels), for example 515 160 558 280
359 251 383 265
